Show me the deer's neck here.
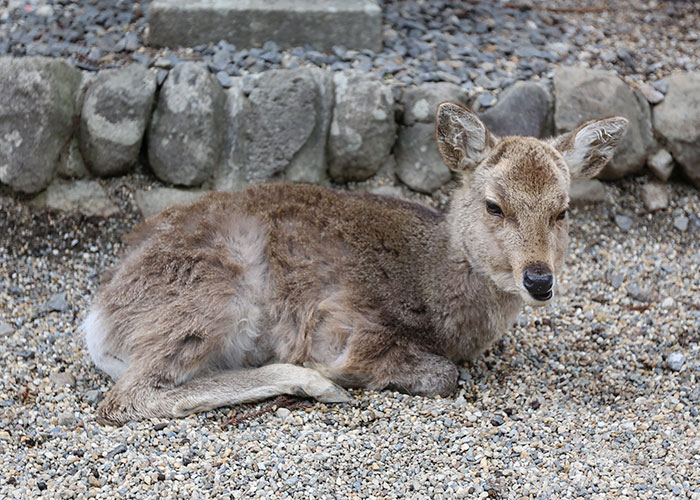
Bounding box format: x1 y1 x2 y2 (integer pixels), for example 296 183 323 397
420 215 522 362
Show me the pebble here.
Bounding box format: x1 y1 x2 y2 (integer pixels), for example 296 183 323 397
107 444 127 459
50 371 77 388
153 57 175 70
647 149 674 183
661 297 675 309
626 283 650 302
614 214 634 232
276 407 291 418
673 215 689 232
666 352 686 372
215 70 232 88
57 412 77 426
640 183 669 211
43 292 70 313
652 79 670 94
477 93 497 108
0 322 13 337
33 4 53 17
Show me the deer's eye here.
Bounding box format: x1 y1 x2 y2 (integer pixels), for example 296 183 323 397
486 201 504 218
556 209 569 221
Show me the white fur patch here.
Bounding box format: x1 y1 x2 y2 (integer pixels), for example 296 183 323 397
210 215 271 369
82 307 127 380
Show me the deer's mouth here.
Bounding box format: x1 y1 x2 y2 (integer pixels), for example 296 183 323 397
530 289 553 302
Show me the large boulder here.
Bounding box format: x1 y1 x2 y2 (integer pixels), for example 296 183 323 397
0 57 80 194
395 83 468 193
283 68 334 184
480 81 553 138
401 82 471 126
652 72 700 187
212 67 333 189
554 66 655 180
395 123 451 193
148 62 226 186
80 64 156 177
327 71 396 182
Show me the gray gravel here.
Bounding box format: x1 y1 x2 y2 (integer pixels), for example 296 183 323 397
1 0 698 99
1 173 698 499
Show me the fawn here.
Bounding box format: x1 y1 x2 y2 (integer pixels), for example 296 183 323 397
84 102 627 425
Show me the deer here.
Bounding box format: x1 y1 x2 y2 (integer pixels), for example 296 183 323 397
83 102 628 425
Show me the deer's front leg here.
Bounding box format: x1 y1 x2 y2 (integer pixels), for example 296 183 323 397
330 341 459 397
382 348 459 397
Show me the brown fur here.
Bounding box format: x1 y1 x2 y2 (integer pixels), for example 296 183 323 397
83 103 628 425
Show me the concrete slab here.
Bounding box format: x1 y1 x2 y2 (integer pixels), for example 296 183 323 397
148 0 382 52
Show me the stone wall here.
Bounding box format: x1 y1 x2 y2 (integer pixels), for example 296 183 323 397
1 57 698 213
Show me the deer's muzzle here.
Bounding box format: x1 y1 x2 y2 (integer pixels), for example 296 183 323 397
523 262 553 301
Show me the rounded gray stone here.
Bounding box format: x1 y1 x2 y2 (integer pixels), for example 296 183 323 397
42 179 119 217
673 215 689 232
245 67 329 183
401 82 471 126
652 72 700 188
50 371 76 388
0 57 80 194
647 149 674 182
615 214 634 232
80 64 156 177
395 123 452 193
554 66 655 180
0 322 13 337
328 70 396 182
148 62 226 186
480 81 553 138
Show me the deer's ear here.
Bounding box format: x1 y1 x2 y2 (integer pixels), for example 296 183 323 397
436 102 496 172
551 116 629 180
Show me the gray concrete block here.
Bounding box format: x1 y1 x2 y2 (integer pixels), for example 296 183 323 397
148 0 382 52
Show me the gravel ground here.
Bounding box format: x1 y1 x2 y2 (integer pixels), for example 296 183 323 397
1 0 699 98
0 174 698 499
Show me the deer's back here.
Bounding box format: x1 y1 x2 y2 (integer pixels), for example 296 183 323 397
99 183 447 368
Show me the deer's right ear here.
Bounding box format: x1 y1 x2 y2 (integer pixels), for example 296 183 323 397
436 102 495 171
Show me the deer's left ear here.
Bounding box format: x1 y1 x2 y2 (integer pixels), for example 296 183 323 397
550 117 629 180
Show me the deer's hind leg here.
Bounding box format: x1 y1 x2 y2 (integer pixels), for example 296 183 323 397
90 259 351 426
96 363 351 426
91 279 351 426
89 212 349 426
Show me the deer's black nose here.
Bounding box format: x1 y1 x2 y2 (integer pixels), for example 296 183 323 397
523 263 553 301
